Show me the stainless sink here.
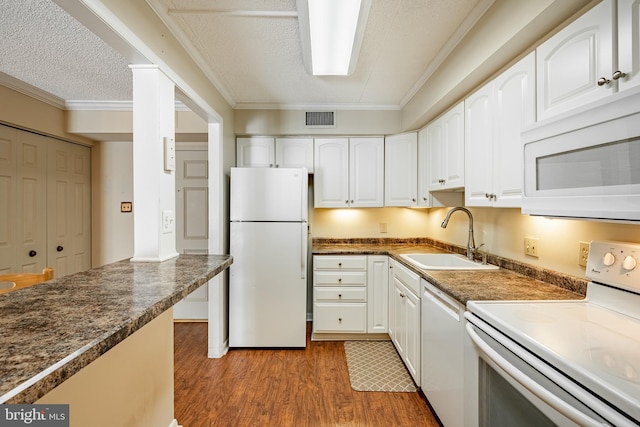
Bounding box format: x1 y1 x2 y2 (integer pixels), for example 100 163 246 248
400 253 499 270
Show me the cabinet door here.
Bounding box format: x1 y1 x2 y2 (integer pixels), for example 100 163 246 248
426 118 445 191
536 0 614 121
275 138 313 171
390 277 405 355
618 0 640 92
492 52 536 207
404 287 421 386
442 102 465 189
384 132 417 206
314 138 349 208
350 137 384 207
465 84 494 207
367 255 388 333
236 136 275 167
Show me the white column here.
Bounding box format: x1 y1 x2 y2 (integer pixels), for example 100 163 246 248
206 122 228 358
130 65 178 262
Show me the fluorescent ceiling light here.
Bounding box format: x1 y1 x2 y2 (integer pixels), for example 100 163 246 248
298 0 370 76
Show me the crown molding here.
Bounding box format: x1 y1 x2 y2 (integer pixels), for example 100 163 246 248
234 102 401 111
0 72 66 109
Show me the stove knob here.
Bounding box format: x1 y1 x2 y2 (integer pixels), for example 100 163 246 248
602 252 616 266
622 255 637 271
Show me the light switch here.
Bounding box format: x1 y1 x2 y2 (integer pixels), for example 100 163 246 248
164 136 175 171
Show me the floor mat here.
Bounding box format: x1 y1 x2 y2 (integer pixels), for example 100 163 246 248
343 340 418 392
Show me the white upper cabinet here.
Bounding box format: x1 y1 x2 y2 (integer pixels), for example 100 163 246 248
314 138 350 208
314 137 383 208
349 137 385 208
385 132 418 207
236 136 275 168
427 102 465 191
618 0 640 91
237 137 314 171
466 52 536 207
536 0 615 121
275 138 314 171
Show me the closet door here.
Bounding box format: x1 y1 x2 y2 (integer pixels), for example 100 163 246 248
16 131 48 273
47 139 91 276
0 126 18 274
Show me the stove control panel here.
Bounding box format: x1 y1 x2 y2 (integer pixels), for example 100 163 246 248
587 241 640 293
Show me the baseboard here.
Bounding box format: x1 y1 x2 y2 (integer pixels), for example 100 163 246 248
173 319 207 323
208 338 229 358
311 332 390 341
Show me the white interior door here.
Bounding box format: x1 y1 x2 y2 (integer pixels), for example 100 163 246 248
0 126 18 274
174 147 209 320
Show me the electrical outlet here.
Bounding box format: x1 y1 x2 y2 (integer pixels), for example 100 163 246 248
578 241 590 267
524 237 539 257
120 202 132 213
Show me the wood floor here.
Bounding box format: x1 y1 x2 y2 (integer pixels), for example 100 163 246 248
174 322 441 427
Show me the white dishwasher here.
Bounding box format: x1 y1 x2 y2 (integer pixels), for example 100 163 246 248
421 279 465 427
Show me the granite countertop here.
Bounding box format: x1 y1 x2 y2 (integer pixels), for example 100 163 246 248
313 238 586 304
0 255 232 404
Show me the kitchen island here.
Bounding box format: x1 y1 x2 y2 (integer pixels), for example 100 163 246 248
0 255 232 426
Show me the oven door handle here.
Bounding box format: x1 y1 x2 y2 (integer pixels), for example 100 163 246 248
465 322 614 427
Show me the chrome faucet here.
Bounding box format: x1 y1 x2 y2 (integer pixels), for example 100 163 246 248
441 207 482 261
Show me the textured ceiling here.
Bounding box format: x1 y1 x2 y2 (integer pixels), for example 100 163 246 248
0 0 133 102
0 0 484 109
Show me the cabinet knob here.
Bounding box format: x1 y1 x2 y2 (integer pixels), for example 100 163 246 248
597 77 611 86
57 245 64 252
275 164 280 168
338 318 342 323
338 294 342 298
350 200 354 204
338 278 342 283
412 198 416 202
29 250 37 257
612 70 627 80
400 293 405 298
338 262 342 267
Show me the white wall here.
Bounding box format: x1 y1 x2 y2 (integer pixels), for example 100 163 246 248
91 141 134 266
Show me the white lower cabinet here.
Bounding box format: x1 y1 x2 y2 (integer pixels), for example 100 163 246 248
313 255 368 335
313 255 389 338
421 279 465 427
389 259 421 386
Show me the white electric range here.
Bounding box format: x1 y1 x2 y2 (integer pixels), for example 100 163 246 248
465 240 640 427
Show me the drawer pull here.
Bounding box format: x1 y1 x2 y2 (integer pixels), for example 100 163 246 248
338 278 342 283
338 318 342 323
338 262 342 267
338 294 342 298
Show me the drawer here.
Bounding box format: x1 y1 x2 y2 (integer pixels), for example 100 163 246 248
392 260 421 296
314 255 367 270
314 287 367 302
313 303 367 332
313 271 366 287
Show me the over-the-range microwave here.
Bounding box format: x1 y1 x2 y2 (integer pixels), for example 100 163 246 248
522 87 640 222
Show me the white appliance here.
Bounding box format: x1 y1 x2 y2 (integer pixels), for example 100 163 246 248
522 88 640 222
229 167 308 347
464 240 640 427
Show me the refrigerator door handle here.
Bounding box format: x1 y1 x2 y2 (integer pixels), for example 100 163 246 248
301 224 307 279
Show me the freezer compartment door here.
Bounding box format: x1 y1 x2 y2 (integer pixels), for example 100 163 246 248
229 222 308 347
230 167 308 222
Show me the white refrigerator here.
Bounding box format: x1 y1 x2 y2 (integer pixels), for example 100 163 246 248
229 167 308 347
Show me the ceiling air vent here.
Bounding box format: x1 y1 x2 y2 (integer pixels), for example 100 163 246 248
305 111 335 127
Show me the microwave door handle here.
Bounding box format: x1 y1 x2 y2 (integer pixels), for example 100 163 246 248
465 323 614 427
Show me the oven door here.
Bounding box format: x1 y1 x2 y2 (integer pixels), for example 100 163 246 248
521 92 640 222
464 314 636 427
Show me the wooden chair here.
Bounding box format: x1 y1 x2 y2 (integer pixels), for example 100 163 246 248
0 267 54 295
